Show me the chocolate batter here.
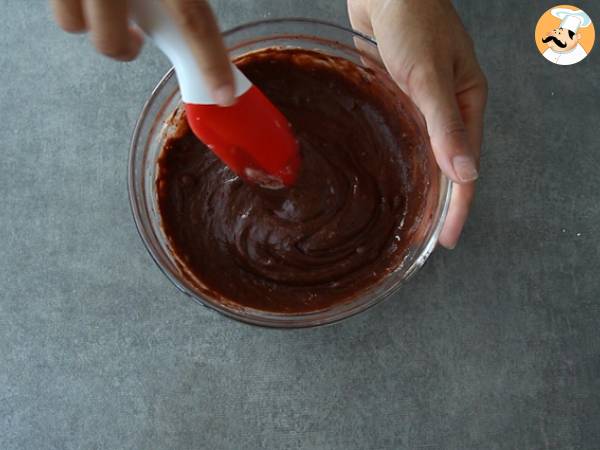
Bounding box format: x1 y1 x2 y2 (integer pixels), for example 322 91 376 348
156 48 430 313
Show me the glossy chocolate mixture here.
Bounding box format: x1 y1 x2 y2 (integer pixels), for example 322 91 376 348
156 48 429 313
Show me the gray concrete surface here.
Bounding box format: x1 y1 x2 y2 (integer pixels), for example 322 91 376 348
1 0 599 449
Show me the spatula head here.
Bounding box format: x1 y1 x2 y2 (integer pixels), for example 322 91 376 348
184 85 300 188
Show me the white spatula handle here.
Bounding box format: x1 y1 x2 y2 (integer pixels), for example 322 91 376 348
130 0 251 104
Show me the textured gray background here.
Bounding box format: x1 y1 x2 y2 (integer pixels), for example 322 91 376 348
1 0 599 449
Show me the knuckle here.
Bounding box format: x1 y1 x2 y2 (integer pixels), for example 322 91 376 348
387 59 411 87
405 64 445 94
173 9 196 30
190 25 215 42
442 120 468 138
170 0 211 29
471 70 489 107
199 62 231 83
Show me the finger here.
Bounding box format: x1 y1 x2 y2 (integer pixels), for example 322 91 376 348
439 73 487 249
51 0 86 33
457 71 487 161
439 182 475 249
82 0 142 61
163 0 234 106
407 66 479 184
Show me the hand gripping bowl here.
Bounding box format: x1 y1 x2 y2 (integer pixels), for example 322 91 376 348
128 19 451 328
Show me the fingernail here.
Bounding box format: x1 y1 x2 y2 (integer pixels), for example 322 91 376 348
452 155 479 182
212 85 235 107
445 240 457 250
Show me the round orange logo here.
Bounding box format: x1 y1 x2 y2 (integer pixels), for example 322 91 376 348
535 5 595 66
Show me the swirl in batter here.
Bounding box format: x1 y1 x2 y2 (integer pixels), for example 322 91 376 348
156 48 428 313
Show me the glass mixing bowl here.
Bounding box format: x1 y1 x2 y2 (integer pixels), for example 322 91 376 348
128 19 451 328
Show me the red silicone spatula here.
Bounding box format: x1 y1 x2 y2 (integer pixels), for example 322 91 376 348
131 0 300 188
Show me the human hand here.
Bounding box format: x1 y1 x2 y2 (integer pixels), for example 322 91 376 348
50 0 235 105
348 0 488 248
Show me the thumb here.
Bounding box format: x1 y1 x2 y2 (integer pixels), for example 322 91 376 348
407 67 478 184
163 0 235 106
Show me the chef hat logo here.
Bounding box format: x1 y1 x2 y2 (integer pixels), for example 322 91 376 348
551 7 592 33
535 4 595 66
